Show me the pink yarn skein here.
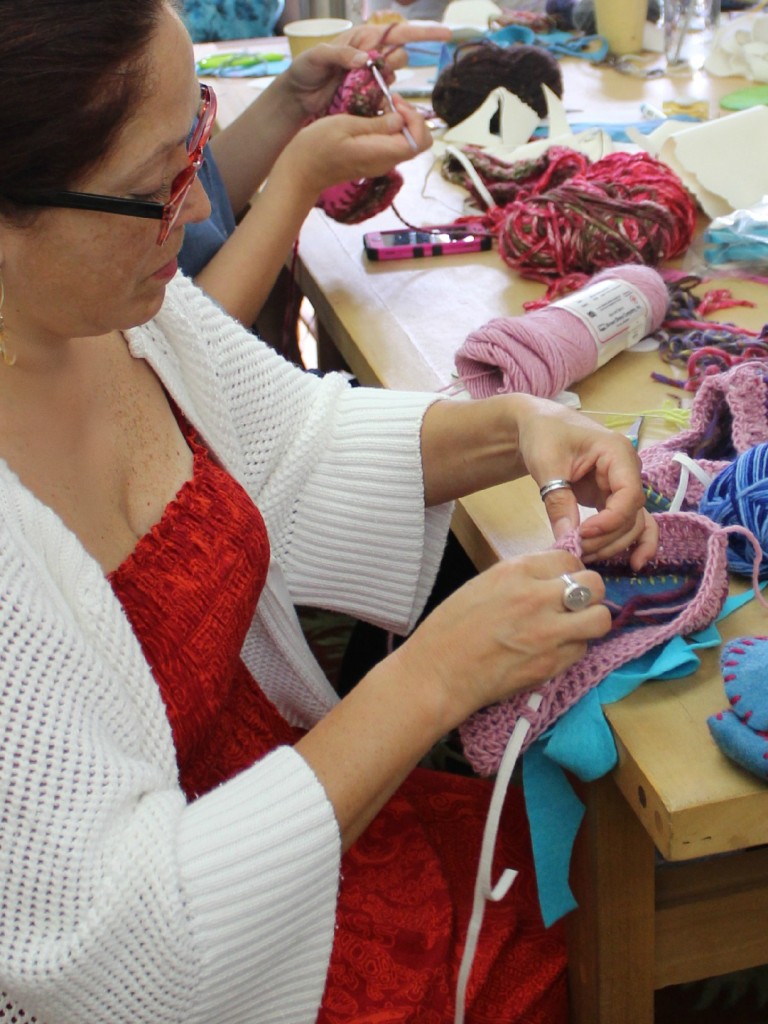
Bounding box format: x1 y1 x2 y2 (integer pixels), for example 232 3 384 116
455 264 669 400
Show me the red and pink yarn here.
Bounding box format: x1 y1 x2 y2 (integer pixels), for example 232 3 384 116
315 51 403 225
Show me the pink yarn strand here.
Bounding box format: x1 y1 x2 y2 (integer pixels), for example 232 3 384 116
724 524 768 610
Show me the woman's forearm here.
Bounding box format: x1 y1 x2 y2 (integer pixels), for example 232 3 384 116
420 395 529 507
208 76 309 216
196 105 431 327
193 150 320 327
294 649 455 851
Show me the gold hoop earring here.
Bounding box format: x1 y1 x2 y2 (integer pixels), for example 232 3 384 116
0 275 16 367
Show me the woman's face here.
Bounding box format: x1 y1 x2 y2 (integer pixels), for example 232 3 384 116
0 5 211 347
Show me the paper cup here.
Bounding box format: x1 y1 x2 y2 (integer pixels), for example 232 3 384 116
283 18 353 57
594 0 646 56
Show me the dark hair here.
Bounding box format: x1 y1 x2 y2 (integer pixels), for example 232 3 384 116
0 0 180 222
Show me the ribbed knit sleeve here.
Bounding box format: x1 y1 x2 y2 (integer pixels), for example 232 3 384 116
177 747 340 1023
277 385 451 632
143 275 453 635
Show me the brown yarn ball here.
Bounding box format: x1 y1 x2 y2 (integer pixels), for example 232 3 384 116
431 42 563 125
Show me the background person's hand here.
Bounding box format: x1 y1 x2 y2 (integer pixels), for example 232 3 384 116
281 21 451 116
335 20 452 71
282 99 433 192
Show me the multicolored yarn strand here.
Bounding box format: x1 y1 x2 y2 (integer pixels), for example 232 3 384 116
442 144 587 210
442 147 697 283
454 263 668 400
649 275 768 391
498 152 697 280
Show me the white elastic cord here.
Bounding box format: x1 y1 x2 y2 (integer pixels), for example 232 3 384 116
444 144 496 211
668 452 716 513
453 690 543 1024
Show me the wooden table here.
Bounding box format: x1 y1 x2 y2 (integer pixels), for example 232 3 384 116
199 38 768 1022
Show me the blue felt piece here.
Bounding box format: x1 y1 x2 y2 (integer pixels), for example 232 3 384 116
485 25 536 47
522 586 759 927
708 708 768 780
436 41 458 76
531 116 700 144
720 636 768 730
522 745 584 922
486 26 608 61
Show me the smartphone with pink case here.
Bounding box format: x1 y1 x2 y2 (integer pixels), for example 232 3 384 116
363 227 492 261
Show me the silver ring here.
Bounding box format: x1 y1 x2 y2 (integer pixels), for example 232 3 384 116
560 573 592 612
539 479 573 501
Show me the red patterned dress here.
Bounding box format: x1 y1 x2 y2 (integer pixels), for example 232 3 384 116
109 418 568 1024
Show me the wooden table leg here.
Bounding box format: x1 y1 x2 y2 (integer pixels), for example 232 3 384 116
566 774 656 1024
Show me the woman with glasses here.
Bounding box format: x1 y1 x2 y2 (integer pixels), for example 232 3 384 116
0 2 656 1023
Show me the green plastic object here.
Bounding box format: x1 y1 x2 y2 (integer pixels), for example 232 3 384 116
720 84 768 111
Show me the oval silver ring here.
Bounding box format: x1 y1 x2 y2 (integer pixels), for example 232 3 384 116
560 572 592 612
539 479 573 501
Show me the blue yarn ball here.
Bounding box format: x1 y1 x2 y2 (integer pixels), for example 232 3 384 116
699 443 768 578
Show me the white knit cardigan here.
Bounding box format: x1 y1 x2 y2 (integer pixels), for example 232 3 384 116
0 275 452 1024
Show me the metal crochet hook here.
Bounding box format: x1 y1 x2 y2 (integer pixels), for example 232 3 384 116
625 415 645 450
367 60 419 152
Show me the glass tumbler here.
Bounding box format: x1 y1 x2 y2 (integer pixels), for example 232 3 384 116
664 0 721 70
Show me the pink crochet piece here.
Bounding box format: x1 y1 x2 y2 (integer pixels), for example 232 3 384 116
326 58 389 118
317 172 403 225
640 360 768 509
459 511 731 776
316 52 403 225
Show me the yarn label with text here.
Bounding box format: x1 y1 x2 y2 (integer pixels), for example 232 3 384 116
551 280 653 368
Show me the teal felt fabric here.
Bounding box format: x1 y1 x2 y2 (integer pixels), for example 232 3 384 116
522 587 759 927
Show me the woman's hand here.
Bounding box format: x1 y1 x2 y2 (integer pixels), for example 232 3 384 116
280 21 451 118
335 20 452 71
297 546 605 849
420 394 657 572
515 397 658 569
392 550 609 729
